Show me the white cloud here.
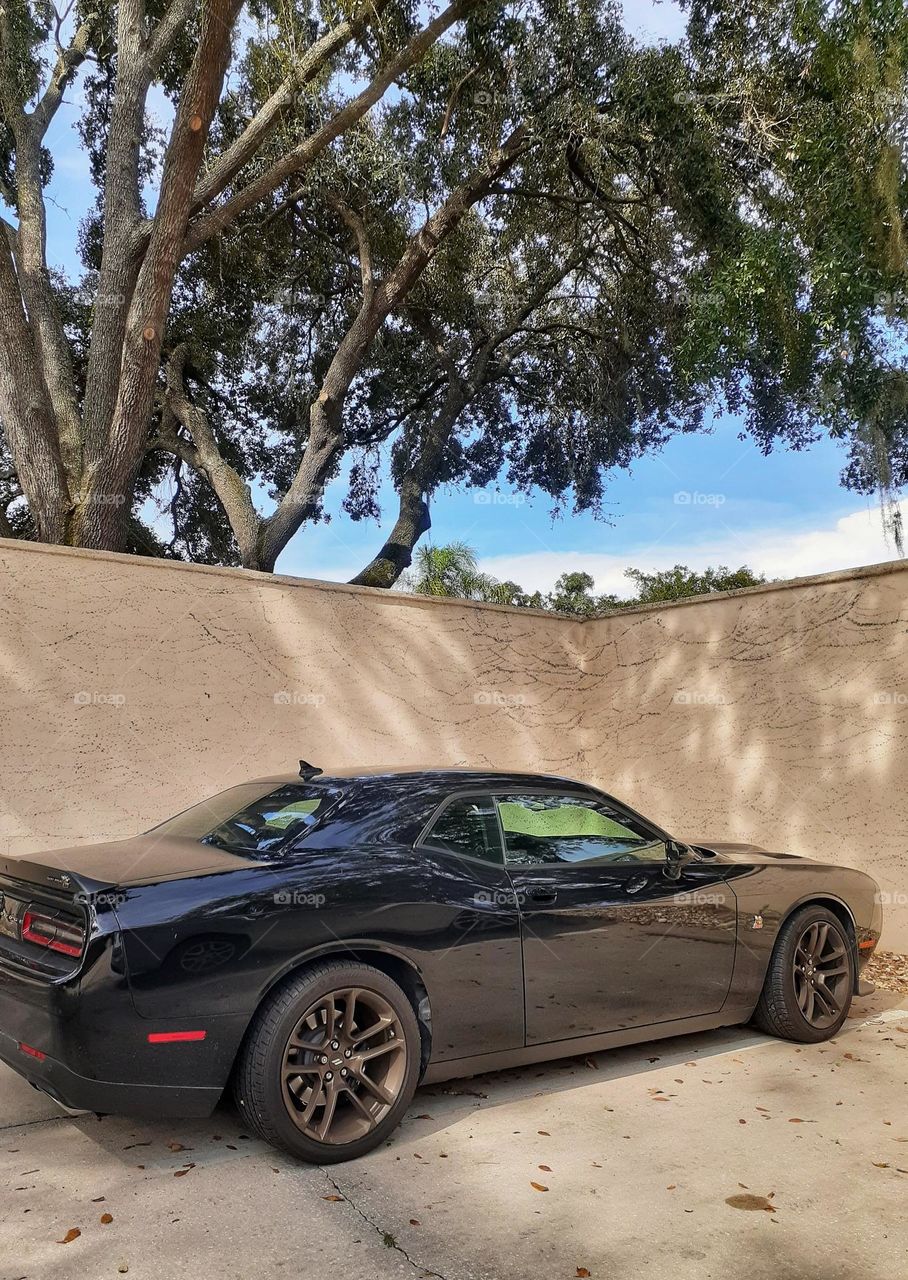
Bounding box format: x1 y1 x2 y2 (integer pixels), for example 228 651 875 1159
476 499 908 596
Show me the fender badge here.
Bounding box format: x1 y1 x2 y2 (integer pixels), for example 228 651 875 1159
751 914 764 930
48 873 72 888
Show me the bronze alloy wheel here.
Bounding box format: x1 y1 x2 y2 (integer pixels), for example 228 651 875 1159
792 919 851 1030
280 987 408 1144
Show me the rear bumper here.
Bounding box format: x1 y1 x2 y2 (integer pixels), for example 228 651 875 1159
0 937 238 1119
0 1029 221 1117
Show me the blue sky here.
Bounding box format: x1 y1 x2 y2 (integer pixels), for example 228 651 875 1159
34 0 906 592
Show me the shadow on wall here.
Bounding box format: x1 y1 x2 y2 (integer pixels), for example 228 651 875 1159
0 539 904 944
582 566 908 946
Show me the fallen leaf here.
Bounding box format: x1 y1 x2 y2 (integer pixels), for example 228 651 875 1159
666 1184 676 1191
538 1164 552 1172
168 1142 187 1153
409 1219 420 1226
58 1228 81 1244
530 1182 549 1192
415 1114 432 1120
577 1269 591 1277
725 1194 776 1212
872 1162 890 1168
538 1130 550 1136
173 1163 196 1178
100 1213 113 1225
322 1194 344 1202
788 1118 804 1123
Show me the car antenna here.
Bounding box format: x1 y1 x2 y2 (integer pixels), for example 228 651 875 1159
299 759 323 780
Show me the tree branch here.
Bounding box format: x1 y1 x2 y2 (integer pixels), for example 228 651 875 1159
157 343 262 564
256 122 531 570
184 0 477 255
31 7 99 138
190 1 384 217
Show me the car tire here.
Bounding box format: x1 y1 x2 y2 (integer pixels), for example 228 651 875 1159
233 960 421 1163
752 905 855 1043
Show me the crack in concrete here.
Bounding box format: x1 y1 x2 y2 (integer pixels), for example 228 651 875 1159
320 1167 449 1280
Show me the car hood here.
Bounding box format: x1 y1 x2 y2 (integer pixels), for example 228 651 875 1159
0 834 259 895
691 840 811 865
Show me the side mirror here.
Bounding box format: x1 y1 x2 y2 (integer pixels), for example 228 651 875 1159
663 840 690 881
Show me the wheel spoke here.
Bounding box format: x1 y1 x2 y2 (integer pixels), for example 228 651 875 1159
300 1085 322 1126
356 1013 394 1043
357 1072 395 1107
315 1088 339 1140
814 922 829 958
819 962 849 979
345 1088 377 1125
358 1038 405 1063
813 983 840 1016
283 1061 320 1079
343 988 359 1037
795 974 810 1013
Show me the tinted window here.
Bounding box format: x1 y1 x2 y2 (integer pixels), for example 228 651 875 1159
421 796 503 864
497 794 665 866
148 783 339 856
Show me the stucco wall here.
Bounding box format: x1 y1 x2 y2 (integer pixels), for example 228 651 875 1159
583 561 908 946
0 539 584 852
0 538 905 945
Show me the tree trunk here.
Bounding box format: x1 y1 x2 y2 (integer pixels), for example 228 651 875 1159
350 474 432 586
0 234 71 542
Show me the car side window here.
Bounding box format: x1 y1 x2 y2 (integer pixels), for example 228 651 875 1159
419 796 503 865
496 793 667 867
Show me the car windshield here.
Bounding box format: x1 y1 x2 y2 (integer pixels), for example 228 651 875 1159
147 782 338 856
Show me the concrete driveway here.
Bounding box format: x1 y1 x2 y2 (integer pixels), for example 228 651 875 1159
3 987 907 1280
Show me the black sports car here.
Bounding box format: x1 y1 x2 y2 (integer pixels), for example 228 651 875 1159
0 765 882 1162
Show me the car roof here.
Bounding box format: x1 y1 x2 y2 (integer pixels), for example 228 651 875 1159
247 766 594 792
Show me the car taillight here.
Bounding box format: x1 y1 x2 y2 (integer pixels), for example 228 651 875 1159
22 908 85 958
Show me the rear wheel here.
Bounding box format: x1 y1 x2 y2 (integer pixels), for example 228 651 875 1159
234 960 421 1162
752 905 854 1042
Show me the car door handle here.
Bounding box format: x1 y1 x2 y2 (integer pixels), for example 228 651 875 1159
625 874 650 895
528 886 558 904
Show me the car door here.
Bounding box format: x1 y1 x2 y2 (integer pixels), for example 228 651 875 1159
497 790 737 1045
414 792 525 1058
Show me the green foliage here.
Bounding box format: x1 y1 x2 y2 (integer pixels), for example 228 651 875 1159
1 0 907 564
403 544 767 613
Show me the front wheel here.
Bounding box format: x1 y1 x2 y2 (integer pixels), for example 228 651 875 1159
234 960 421 1162
752 905 854 1042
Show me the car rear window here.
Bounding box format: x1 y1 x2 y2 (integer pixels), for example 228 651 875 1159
147 783 340 856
